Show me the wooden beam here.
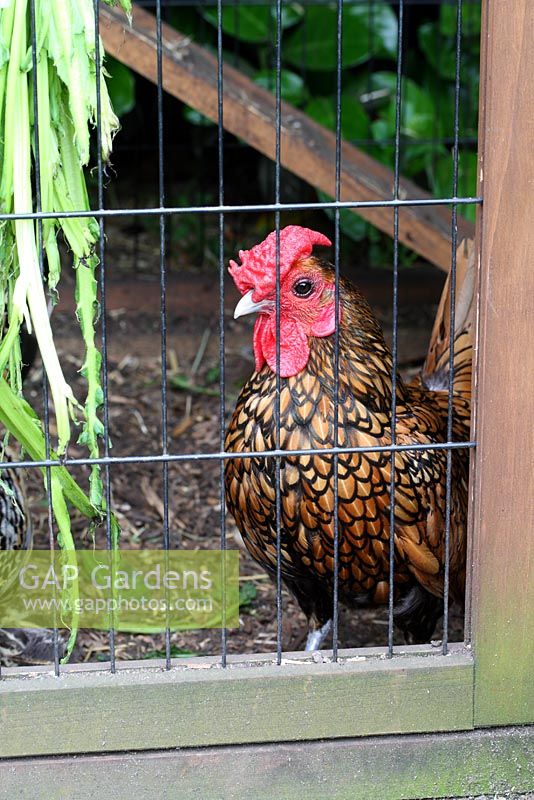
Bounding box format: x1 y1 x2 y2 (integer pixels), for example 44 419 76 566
1 725 532 800
469 0 534 727
0 647 473 757
99 4 474 272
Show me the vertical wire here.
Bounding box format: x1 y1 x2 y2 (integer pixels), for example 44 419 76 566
300 1 307 93
217 0 228 668
233 0 240 64
155 0 171 670
331 0 343 662
29 0 60 676
433 2 442 183
366 0 375 150
442 0 463 657
197 9 207 257
93 0 115 672
274 0 283 666
387 0 404 658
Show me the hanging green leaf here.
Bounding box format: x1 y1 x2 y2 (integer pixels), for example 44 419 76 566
0 0 128 657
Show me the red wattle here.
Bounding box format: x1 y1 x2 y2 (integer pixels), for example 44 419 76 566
252 315 268 373
253 315 310 377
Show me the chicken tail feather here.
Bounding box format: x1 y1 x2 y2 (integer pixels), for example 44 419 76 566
422 238 475 400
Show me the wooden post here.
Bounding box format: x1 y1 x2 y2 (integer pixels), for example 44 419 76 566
470 0 534 726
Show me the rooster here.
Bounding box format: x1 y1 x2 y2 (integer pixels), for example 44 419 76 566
225 226 473 650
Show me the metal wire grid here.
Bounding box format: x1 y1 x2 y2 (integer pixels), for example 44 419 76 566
112 0 479 271
0 0 480 677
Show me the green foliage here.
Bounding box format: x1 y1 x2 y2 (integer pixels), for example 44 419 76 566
201 4 303 43
183 106 213 127
239 580 257 611
418 5 480 82
170 374 219 397
254 68 308 107
440 3 481 37
284 3 397 71
109 1 482 262
105 55 136 117
305 91 368 141
317 191 368 243
426 150 478 222
373 72 437 140
142 645 196 659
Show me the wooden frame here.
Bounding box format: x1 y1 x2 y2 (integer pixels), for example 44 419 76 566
0 1 533 796
0 646 473 757
468 0 534 727
1 726 533 800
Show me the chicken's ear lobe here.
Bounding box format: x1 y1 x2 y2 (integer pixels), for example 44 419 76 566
310 299 338 338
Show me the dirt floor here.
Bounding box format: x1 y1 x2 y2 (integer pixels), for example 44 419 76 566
9 217 465 666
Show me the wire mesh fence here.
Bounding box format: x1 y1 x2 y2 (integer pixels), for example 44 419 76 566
0 0 481 678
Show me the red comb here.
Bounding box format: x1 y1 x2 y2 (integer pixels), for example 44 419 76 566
229 225 332 298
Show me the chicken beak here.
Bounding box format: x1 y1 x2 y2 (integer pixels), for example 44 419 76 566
233 290 273 319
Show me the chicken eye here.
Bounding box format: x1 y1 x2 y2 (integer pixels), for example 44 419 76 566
292 279 314 298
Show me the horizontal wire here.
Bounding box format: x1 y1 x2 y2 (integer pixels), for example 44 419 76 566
0 196 482 222
135 0 480 7
0 440 475 472
114 136 478 153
